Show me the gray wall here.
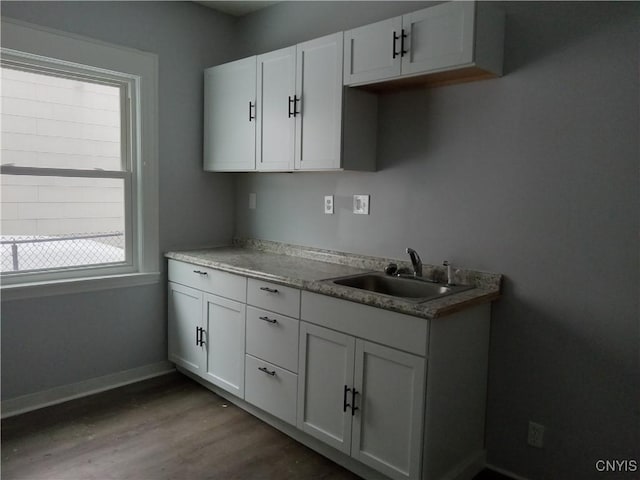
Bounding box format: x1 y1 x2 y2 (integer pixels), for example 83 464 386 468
234 2 639 479
1 1 237 399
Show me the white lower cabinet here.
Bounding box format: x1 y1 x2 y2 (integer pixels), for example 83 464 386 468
352 341 425 480
246 306 299 373
297 323 356 453
168 282 205 376
202 293 246 398
167 260 247 399
245 354 298 426
243 279 301 425
168 260 491 480
298 322 425 480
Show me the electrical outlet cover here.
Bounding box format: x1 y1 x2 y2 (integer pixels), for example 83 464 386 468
324 195 334 214
527 421 545 448
353 195 370 215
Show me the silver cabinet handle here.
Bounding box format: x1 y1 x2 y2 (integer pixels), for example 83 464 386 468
193 270 208 276
259 316 277 324
259 286 278 294
258 366 276 376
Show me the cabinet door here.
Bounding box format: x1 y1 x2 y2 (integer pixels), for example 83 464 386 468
297 322 355 454
401 1 475 76
351 340 426 480
344 16 402 85
256 47 296 171
294 33 343 171
202 293 246 398
204 56 256 171
168 282 205 376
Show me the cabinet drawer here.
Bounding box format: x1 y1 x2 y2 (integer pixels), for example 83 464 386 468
301 291 429 357
247 278 300 318
246 307 299 373
245 354 298 426
168 260 246 302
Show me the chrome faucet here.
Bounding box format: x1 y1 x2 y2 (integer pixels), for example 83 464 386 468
406 247 422 277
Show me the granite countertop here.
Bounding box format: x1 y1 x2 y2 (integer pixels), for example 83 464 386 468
165 239 502 320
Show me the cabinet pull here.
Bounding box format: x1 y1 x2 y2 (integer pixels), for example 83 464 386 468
343 385 351 412
351 388 359 416
249 101 255 121
400 29 408 57
196 327 205 347
392 31 400 58
293 95 300 117
193 270 208 276
259 315 277 324
258 366 276 376
259 286 279 294
289 95 300 117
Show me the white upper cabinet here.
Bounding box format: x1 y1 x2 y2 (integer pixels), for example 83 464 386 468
344 1 505 88
203 33 376 173
294 33 344 171
257 34 346 171
344 16 402 85
203 1 504 173
203 56 256 171
401 1 475 75
256 47 296 171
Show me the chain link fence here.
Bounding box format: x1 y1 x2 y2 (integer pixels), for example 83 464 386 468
1 232 125 273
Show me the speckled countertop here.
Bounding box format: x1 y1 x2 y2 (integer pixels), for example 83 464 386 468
165 239 502 320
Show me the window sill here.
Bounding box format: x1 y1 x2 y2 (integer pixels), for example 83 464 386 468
1 272 162 301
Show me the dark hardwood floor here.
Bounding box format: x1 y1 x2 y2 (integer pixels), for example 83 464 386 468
2 372 510 480
2 373 359 479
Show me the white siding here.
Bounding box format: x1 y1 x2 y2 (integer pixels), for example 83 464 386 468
1 67 124 237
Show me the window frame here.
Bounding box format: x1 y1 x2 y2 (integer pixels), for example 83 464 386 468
0 19 159 300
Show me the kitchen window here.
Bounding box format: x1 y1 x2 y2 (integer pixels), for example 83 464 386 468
1 20 159 299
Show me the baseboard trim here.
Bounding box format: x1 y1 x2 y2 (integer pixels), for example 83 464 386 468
486 463 532 480
1 361 175 419
440 450 486 480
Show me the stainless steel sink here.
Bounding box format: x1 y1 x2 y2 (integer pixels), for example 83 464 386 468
331 272 473 303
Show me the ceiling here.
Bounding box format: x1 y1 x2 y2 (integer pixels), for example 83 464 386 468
195 1 279 17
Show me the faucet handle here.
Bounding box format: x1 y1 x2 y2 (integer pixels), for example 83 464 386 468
443 260 454 286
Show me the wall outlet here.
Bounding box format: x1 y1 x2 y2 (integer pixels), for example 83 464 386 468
353 195 370 215
527 421 545 448
324 195 334 214
249 193 256 210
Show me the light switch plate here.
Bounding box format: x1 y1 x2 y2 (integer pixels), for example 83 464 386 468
249 193 256 210
353 195 370 215
324 195 334 214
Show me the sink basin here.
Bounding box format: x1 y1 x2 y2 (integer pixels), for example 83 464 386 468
331 272 473 303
